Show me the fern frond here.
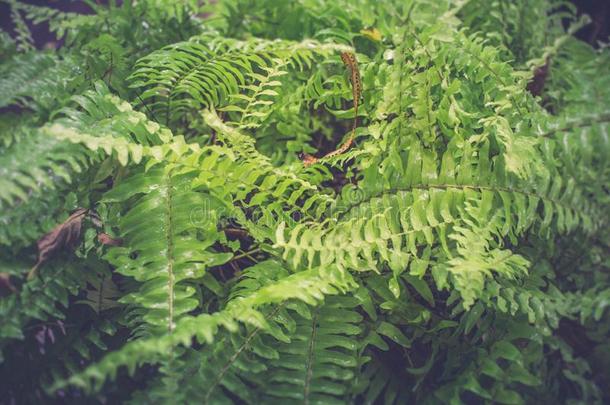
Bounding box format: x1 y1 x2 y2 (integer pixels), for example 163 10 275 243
0 185 80 249
275 137 599 306
0 123 93 209
261 295 364 404
572 287 610 324
4 0 79 41
195 110 335 231
0 259 88 358
478 266 569 329
0 81 186 241
441 198 530 308
5 0 34 52
221 58 289 130
129 34 351 123
101 164 232 337
0 258 122 400
77 270 122 314
0 29 16 57
0 52 77 113
45 124 200 168
354 352 412 404
460 0 577 65
432 328 545 404
56 265 356 392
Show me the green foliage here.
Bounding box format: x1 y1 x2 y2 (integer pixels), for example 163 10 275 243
0 52 78 113
0 0 609 403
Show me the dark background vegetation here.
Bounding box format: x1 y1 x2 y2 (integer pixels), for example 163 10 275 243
1 0 609 51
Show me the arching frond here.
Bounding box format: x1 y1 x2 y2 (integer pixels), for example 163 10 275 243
0 52 77 113
0 123 91 209
55 264 356 391
101 164 232 337
261 295 364 404
130 34 351 124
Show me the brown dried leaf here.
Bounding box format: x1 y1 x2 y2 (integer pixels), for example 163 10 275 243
28 208 88 279
97 232 123 246
0 272 16 294
527 59 550 97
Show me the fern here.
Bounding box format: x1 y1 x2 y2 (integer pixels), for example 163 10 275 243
0 258 88 357
56 264 356 391
101 164 233 337
261 295 364 404
0 52 78 113
1 0 609 403
129 34 350 124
